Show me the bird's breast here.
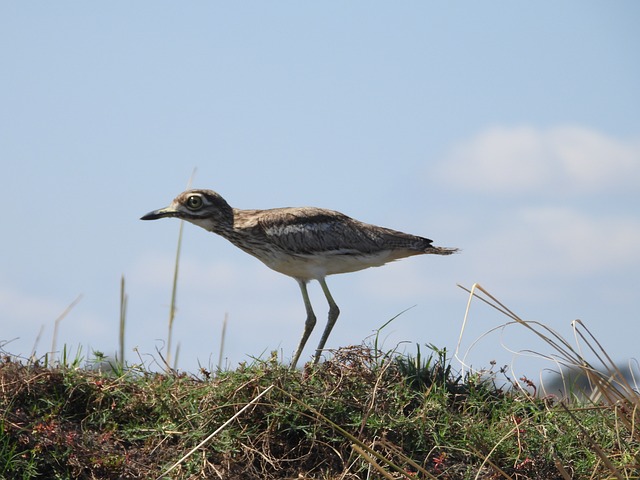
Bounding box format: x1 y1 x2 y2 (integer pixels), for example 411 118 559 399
255 249 405 281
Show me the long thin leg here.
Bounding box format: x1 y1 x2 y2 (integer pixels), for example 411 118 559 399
313 277 340 364
290 279 316 369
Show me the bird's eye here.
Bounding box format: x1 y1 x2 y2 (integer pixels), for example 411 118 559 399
186 195 203 210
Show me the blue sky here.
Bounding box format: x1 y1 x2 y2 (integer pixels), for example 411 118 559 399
2 2 639 381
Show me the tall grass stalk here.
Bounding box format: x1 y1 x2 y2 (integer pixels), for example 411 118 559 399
165 169 197 370
165 219 183 369
217 312 228 371
29 325 45 362
118 275 127 369
49 294 83 360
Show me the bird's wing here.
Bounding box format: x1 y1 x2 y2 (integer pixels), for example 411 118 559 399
252 207 432 255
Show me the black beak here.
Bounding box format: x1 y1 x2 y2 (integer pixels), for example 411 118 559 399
140 206 176 220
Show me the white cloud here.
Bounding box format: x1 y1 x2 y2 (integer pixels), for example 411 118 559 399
470 206 640 280
437 126 640 194
522 207 640 274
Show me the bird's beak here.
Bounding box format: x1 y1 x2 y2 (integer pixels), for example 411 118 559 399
140 205 177 220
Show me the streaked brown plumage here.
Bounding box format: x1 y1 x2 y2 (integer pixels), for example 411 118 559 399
141 188 458 368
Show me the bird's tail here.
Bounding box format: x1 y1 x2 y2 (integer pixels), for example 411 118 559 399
427 245 459 255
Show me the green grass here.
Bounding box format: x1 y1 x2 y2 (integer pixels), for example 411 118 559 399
1 338 638 479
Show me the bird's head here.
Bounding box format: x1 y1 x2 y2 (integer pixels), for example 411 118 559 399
141 189 233 231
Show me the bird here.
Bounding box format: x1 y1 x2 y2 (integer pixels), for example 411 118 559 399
141 189 458 369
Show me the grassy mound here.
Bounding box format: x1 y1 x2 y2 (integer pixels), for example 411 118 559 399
1 343 638 480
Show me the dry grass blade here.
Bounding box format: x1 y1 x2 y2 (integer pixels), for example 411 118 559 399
471 426 522 480
552 453 573 480
166 168 197 370
119 275 127 369
217 312 228 372
572 320 638 400
50 294 83 360
375 438 437 479
156 384 274 480
272 384 432 479
559 402 625 480
166 216 183 369
350 443 404 480
456 283 588 371
456 283 640 477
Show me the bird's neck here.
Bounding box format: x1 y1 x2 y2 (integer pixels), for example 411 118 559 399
186 205 235 237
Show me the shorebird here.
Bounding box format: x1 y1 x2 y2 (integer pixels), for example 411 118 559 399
141 189 458 368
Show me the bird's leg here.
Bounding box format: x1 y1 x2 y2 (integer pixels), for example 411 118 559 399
290 280 317 369
313 278 340 364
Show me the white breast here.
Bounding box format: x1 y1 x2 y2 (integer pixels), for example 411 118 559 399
258 249 399 281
